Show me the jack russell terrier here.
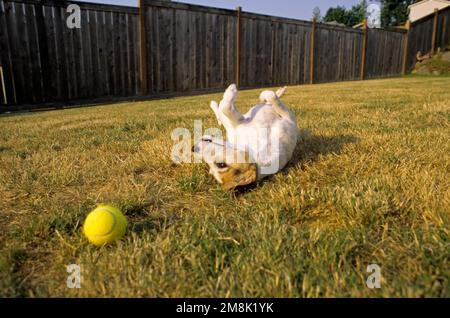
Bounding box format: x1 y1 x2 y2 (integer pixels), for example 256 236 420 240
192 84 298 190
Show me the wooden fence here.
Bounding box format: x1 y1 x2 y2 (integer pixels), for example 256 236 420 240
405 6 450 73
0 0 449 109
0 0 140 105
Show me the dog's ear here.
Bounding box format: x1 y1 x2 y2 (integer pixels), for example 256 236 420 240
276 86 287 98
221 163 257 191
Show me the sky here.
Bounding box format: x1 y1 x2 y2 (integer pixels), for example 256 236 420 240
76 0 375 21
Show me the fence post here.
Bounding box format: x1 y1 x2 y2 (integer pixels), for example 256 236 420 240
431 8 439 55
138 0 148 95
0 66 7 105
236 6 242 88
360 19 368 80
443 15 448 47
35 2 51 101
402 20 411 75
309 18 316 84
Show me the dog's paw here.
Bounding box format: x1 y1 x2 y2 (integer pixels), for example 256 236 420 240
259 90 277 104
210 100 219 111
223 84 238 103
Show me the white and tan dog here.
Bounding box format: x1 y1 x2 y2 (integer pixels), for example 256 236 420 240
192 84 298 190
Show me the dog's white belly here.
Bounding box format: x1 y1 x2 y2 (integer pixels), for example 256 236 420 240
226 104 297 178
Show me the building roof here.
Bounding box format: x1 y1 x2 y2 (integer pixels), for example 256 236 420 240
408 0 450 22
408 0 450 9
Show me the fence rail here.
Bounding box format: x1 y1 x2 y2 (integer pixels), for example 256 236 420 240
0 0 449 108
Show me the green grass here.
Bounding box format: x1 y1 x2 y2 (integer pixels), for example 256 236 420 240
425 58 450 73
0 76 449 297
417 52 450 75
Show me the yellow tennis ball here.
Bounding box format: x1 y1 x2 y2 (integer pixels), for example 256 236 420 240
83 205 127 246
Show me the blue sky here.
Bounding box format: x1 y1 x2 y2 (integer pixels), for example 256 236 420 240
77 0 372 21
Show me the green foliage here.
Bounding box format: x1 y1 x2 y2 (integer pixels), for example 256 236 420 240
380 0 415 27
324 6 347 24
425 58 450 73
415 53 450 74
323 0 368 27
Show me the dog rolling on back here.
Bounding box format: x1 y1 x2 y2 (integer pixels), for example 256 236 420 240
192 84 298 190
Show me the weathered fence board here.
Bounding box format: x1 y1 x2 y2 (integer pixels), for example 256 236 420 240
407 16 434 72
314 25 363 83
436 7 450 50
365 29 406 79
142 3 237 94
406 6 450 73
0 0 139 105
240 15 312 87
0 0 449 109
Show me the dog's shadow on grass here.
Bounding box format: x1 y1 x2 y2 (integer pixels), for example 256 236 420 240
130 214 180 235
287 129 360 168
234 129 360 194
122 203 180 235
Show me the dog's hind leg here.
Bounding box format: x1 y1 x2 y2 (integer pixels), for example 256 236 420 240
276 86 287 98
218 84 244 128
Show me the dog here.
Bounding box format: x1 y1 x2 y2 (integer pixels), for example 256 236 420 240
192 84 298 190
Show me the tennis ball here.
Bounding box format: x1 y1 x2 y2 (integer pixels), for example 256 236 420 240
83 205 127 246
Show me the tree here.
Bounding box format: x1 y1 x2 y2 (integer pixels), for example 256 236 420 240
323 0 368 27
380 0 415 27
323 6 348 24
312 6 322 21
348 0 368 26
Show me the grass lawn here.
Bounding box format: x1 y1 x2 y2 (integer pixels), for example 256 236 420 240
0 76 449 297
